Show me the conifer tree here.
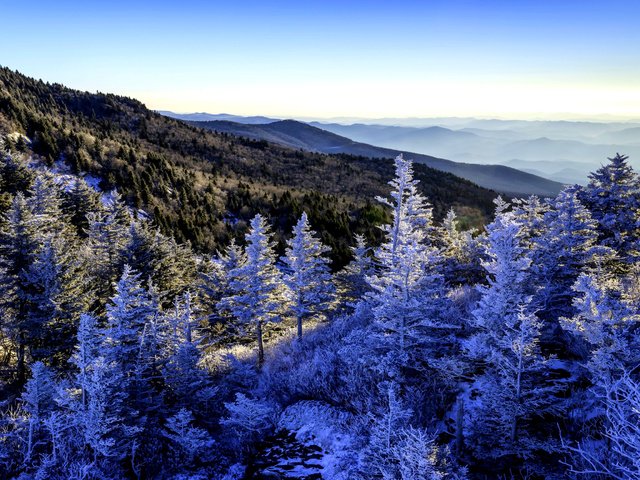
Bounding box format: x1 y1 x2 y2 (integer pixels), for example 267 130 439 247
218 214 288 366
338 233 373 307
163 293 212 411
21 236 87 367
21 361 57 463
365 155 445 372
580 153 640 267
282 212 334 339
200 239 247 345
61 177 102 236
463 213 559 457
0 193 41 383
528 187 605 353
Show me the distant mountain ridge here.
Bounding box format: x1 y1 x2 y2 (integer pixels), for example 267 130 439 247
158 111 277 124
190 119 564 197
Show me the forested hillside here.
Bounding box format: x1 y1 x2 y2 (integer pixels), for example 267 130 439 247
1 125 639 479
0 66 497 267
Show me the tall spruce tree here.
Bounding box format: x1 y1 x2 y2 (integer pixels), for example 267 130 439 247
218 214 288 366
282 212 334 339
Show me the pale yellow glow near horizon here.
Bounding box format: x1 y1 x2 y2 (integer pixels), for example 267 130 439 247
134 80 640 121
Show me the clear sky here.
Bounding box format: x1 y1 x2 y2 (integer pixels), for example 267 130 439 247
1 0 639 120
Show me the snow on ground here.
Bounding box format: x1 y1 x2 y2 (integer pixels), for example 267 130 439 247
277 401 359 480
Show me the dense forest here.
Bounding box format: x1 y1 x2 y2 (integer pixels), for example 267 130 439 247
1 109 639 480
0 66 497 267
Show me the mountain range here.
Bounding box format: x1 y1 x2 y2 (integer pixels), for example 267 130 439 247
186 118 564 197
161 111 638 186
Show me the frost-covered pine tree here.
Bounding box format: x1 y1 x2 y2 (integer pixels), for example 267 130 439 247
85 193 131 302
163 293 212 410
163 408 214 465
580 153 640 267
561 270 639 387
21 236 87 367
566 372 640 480
21 361 57 463
218 214 288 366
71 313 100 411
282 212 334 339
99 265 159 466
61 177 102 236
438 208 483 286
338 233 373 307
27 173 68 238
529 187 602 344
463 213 558 457
103 265 157 375
0 193 41 384
365 155 445 372
200 239 246 343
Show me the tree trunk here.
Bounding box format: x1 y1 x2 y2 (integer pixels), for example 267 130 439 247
297 313 302 340
257 321 264 367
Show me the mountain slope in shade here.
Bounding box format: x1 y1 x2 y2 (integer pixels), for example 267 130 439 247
193 119 564 197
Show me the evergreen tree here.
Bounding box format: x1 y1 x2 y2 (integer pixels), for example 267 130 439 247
21 361 57 464
282 212 334 339
21 236 87 367
200 239 247 345
338 233 374 307
99 265 160 472
163 293 212 411
438 208 484 286
365 155 446 373
561 270 639 388
61 177 102 236
0 193 41 384
85 193 131 304
580 153 640 268
463 213 559 457
529 187 604 352
218 214 288 366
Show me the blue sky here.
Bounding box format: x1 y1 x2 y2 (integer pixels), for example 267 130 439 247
1 1 639 119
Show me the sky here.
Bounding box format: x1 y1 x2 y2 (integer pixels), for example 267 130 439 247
1 0 639 120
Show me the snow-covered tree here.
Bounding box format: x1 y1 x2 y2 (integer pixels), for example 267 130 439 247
70 313 100 411
61 177 102 236
163 408 214 464
163 293 213 411
282 212 334 339
438 209 483 286
566 372 640 480
580 153 640 267
99 265 161 470
339 233 374 304
21 361 57 463
0 193 41 383
365 155 446 373
218 214 288 365
26 173 68 237
221 393 277 450
21 237 87 367
85 193 131 302
528 187 604 350
463 213 559 457
561 270 639 387
200 239 246 344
